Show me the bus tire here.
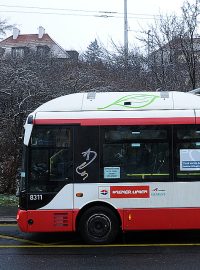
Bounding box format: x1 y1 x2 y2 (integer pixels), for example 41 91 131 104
79 206 119 244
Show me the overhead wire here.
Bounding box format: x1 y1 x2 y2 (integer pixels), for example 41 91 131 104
0 3 160 20
0 10 160 20
0 10 102 17
0 4 102 13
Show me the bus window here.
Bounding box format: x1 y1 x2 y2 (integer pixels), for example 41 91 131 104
177 126 200 140
31 127 71 147
105 126 167 142
176 125 200 180
101 126 170 182
29 126 73 192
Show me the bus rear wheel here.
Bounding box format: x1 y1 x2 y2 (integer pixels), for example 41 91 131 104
79 206 119 244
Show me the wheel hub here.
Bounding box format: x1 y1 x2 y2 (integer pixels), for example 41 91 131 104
87 213 111 238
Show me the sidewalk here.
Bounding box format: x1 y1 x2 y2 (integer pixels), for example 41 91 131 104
0 206 17 224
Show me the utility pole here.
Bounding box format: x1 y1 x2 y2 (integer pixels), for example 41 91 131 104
124 0 128 74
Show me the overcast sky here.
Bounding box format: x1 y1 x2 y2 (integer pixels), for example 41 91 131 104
0 0 185 52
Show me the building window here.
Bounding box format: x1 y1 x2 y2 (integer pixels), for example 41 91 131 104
0 47 5 57
37 45 50 57
12 47 25 58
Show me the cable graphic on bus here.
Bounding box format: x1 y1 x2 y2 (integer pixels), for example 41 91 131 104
76 148 97 180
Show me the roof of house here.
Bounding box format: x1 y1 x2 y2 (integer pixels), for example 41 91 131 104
0 34 55 46
0 28 78 59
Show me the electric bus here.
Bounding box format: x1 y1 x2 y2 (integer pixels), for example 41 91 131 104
17 91 200 244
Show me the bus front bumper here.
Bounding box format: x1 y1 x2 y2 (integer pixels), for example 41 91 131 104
16 209 76 233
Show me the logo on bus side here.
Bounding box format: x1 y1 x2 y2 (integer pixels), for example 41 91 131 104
100 190 108 195
110 186 150 198
76 148 97 181
151 187 166 197
98 186 150 199
98 94 159 110
99 187 110 199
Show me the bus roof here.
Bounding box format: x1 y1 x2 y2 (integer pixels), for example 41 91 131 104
34 91 200 112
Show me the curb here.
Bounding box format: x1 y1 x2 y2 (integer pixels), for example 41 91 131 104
0 217 17 224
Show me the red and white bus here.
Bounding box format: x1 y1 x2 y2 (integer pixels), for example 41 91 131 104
17 91 200 244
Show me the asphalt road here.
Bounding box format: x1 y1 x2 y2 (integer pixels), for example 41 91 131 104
1 225 200 270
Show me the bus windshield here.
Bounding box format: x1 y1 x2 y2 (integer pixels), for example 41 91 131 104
29 126 73 192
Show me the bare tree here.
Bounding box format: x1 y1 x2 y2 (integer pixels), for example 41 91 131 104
0 17 13 39
179 0 200 89
0 55 134 193
140 0 200 91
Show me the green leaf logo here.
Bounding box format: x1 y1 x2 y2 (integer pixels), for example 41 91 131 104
98 94 159 110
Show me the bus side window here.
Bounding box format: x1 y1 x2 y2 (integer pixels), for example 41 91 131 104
175 125 200 181
101 126 170 182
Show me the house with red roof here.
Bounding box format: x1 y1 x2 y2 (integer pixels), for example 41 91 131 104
0 26 78 60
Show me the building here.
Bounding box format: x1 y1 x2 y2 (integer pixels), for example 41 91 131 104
149 37 200 66
0 26 78 60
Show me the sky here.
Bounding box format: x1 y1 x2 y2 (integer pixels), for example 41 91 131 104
0 0 186 52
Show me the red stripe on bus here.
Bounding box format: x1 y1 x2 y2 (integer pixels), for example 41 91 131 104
34 117 195 126
18 207 200 233
195 117 200 124
123 208 200 230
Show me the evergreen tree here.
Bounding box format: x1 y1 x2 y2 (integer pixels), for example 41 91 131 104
83 39 103 63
